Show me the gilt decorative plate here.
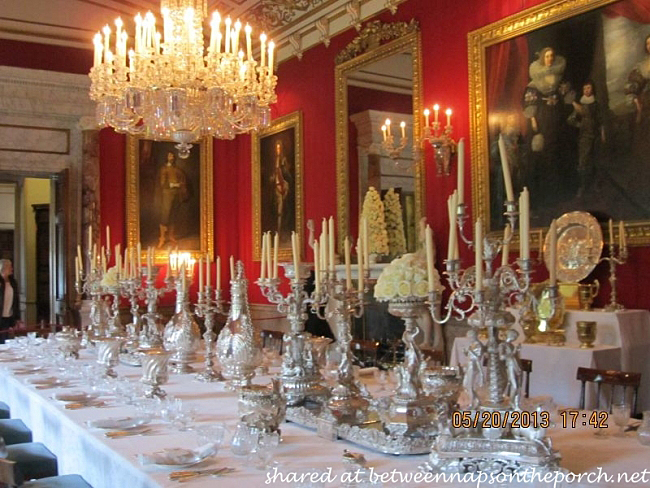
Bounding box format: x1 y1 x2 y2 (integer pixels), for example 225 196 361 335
543 211 603 283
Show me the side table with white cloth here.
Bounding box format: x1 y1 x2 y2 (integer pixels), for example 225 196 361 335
562 309 650 411
450 338 622 409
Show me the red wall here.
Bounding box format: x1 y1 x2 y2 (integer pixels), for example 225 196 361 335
2 0 649 310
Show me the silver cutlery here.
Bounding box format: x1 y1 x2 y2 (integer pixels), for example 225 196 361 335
105 428 153 439
169 467 235 482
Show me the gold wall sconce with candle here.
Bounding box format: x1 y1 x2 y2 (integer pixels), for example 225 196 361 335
420 104 457 176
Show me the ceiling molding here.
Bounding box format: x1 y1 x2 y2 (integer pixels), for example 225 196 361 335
0 0 406 63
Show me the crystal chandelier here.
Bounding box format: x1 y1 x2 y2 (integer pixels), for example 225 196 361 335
89 0 277 157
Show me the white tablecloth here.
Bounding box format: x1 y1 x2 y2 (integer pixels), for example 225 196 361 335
450 339 622 409
1 347 649 488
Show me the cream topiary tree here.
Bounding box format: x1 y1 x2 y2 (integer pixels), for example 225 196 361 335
383 188 406 257
361 186 389 257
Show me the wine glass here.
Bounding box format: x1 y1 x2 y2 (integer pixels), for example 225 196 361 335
249 431 280 470
611 402 630 437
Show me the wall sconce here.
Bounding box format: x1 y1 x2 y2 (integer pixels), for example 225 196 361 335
380 118 408 160
421 104 457 176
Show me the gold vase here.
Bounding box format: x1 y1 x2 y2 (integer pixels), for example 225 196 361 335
578 280 600 311
576 320 597 348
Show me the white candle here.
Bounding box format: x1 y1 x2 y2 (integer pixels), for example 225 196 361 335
321 218 328 271
385 119 391 139
445 108 452 127
77 245 83 274
520 188 530 259
434 104 439 123
206 253 211 288
199 256 204 291
224 17 231 53
93 33 102 67
426 225 435 292
233 20 241 54
260 33 266 68
102 25 111 61
291 232 299 282
400 121 406 138
123 249 129 279
501 224 511 267
216 256 221 291
266 232 273 280
549 219 557 286
75 256 80 283
362 217 369 267
457 138 465 205
88 225 93 251
314 241 320 295
92 243 97 271
147 247 152 279
260 233 267 280
273 232 279 279
230 255 235 280
268 41 275 76
498 134 515 202
608 219 614 247
358 236 364 292
619 221 626 249
329 216 335 272
424 108 430 127
137 242 142 273
475 220 483 291
115 245 121 279
447 193 458 261
344 237 352 290
381 125 387 141
245 24 252 60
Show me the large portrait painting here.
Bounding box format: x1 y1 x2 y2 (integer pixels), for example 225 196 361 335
252 111 303 260
126 136 214 260
469 0 650 245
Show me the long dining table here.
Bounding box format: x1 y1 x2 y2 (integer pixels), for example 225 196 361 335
0 343 648 488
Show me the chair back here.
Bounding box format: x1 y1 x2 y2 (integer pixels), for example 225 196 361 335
420 347 446 367
576 367 641 415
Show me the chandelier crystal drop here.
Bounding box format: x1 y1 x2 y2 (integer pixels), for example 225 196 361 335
89 0 277 157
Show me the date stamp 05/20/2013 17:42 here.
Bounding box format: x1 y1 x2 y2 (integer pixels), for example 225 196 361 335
451 409 609 430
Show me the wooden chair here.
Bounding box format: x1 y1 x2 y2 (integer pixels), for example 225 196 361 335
350 339 379 366
520 358 532 399
420 347 446 366
260 330 284 355
576 367 641 415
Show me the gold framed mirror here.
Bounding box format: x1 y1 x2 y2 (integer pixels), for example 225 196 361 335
335 20 424 254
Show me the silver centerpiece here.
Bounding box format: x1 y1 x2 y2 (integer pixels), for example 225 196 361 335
95 336 124 378
423 200 561 475
163 272 201 374
238 379 286 434
382 298 438 437
319 280 369 425
140 348 172 398
119 270 147 365
257 263 328 406
216 261 263 388
194 285 225 382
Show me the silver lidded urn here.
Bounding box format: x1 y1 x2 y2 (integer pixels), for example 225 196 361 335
216 261 263 388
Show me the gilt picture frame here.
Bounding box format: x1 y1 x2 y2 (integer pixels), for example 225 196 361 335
252 111 303 261
125 136 214 261
469 0 650 245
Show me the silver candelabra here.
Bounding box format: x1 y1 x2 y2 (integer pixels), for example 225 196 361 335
601 235 628 312
194 286 225 382
257 263 329 406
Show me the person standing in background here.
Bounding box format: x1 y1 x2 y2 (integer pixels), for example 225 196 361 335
0 259 22 344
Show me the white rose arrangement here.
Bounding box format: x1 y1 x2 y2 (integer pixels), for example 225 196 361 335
374 252 443 301
361 186 389 256
383 188 406 257
100 266 119 288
